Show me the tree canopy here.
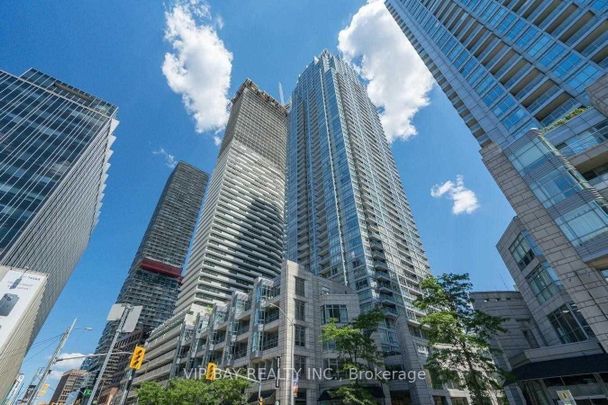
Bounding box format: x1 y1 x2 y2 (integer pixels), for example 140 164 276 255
321 307 385 405
137 376 250 405
414 273 508 405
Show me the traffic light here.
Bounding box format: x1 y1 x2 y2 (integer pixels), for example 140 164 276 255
38 383 49 397
129 345 146 370
205 362 217 381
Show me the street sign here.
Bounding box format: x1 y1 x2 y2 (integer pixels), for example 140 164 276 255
106 304 142 332
107 304 125 321
122 305 142 333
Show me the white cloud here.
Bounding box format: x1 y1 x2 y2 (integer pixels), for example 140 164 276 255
153 147 178 168
162 0 233 134
48 353 87 381
338 0 434 142
431 175 480 215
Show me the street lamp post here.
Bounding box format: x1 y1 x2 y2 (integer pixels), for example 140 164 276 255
261 300 295 405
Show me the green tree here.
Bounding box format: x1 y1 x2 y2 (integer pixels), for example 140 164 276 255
414 273 507 404
137 381 166 405
321 308 385 405
136 376 249 405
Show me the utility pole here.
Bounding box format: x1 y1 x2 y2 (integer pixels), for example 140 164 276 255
86 304 133 405
116 369 133 405
27 319 77 405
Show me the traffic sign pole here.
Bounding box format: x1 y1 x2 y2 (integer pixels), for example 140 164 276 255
86 305 132 405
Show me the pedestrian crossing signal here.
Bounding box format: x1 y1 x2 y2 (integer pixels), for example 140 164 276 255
129 345 146 370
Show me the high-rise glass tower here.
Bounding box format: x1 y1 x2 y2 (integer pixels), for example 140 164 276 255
386 1 608 402
175 79 287 313
287 51 438 403
0 67 117 353
83 162 208 389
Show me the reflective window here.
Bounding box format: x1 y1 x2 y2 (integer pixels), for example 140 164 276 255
556 120 608 156
502 107 526 130
556 203 608 245
538 43 566 69
530 168 582 207
553 53 582 80
528 34 552 58
295 277 305 297
509 138 551 172
294 325 306 347
515 26 539 49
482 84 504 106
321 304 348 324
548 303 594 343
505 19 527 42
509 232 536 270
295 300 305 321
492 95 516 117
474 75 494 95
567 65 600 91
526 263 561 303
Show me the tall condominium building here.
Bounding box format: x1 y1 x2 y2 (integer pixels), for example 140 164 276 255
83 162 208 393
123 80 287 400
286 51 465 404
0 68 117 396
175 79 287 313
385 0 608 403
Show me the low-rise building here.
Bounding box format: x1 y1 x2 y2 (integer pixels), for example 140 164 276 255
471 216 608 403
130 261 367 404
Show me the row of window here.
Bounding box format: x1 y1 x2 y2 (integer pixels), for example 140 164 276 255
508 137 608 246
548 302 595 344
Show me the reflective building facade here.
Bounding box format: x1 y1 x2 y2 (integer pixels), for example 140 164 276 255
386 1 608 403
287 51 454 404
83 162 208 392
0 68 116 389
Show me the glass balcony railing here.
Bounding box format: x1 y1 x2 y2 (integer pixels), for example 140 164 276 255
589 172 608 189
557 126 608 157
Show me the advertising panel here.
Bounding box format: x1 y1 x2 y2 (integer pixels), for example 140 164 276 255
0 268 47 348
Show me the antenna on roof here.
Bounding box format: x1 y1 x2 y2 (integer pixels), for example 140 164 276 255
278 82 285 105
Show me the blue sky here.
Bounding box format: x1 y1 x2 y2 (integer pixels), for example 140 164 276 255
1 0 515 398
